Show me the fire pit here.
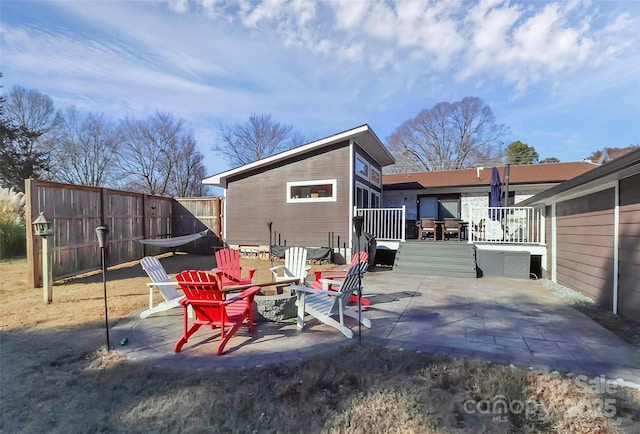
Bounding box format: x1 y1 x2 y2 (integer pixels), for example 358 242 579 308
254 285 297 322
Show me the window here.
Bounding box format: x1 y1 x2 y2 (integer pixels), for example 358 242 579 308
287 179 337 203
355 156 369 180
354 153 382 208
370 168 381 186
355 152 382 187
356 184 369 208
370 191 380 208
356 182 382 209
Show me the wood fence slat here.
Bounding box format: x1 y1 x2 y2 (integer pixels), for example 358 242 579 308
26 179 222 288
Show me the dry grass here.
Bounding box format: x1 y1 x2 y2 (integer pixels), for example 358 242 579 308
1 256 639 433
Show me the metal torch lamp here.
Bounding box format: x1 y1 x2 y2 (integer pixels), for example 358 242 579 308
95 226 111 350
268 221 273 266
352 215 364 344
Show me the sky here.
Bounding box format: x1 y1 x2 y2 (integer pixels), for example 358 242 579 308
1 0 639 177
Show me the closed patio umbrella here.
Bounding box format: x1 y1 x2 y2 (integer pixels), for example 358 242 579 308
489 167 502 220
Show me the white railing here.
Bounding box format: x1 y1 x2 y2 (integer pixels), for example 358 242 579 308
354 206 406 242
468 207 542 244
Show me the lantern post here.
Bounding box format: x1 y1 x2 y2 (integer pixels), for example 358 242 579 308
32 212 54 304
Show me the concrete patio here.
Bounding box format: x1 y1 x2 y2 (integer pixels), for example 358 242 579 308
111 267 640 384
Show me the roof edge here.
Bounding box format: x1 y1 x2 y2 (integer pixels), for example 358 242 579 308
202 125 373 186
203 124 398 186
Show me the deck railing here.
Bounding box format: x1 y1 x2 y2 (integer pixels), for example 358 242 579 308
468 207 542 244
354 206 406 242
353 205 541 245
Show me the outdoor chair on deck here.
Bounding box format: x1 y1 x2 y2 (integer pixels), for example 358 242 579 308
473 218 486 241
442 218 461 241
310 251 371 306
174 270 260 355
139 256 183 319
292 260 370 338
270 246 311 284
417 218 437 240
212 248 257 289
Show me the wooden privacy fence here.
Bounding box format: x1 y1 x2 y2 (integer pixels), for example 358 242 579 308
26 179 222 288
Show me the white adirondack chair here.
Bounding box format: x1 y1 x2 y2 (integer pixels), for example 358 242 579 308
291 261 370 338
139 256 184 319
270 246 311 284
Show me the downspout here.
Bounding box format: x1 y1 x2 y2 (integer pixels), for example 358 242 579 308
467 202 473 244
613 181 620 315
551 202 557 283
222 181 228 246
539 206 546 276
349 139 355 259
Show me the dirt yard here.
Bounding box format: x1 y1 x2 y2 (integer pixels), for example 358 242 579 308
1 255 639 433
0 252 333 393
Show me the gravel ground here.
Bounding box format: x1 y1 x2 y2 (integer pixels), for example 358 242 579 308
541 279 640 348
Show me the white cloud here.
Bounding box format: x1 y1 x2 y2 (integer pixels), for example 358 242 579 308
147 0 639 97
2 0 638 167
239 0 284 27
329 0 370 30
165 0 189 14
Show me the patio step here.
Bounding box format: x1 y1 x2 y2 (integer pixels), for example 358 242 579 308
393 241 477 278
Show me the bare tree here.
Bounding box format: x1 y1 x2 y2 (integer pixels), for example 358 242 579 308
117 111 205 196
168 134 207 197
385 97 507 173
5 85 60 137
213 113 295 167
50 107 119 186
1 85 60 189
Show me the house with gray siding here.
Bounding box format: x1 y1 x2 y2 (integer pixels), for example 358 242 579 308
202 125 394 258
519 148 640 323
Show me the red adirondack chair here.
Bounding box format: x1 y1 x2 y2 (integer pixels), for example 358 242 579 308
212 248 257 289
310 251 371 306
174 270 260 355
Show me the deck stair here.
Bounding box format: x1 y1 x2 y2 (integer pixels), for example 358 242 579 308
393 241 477 278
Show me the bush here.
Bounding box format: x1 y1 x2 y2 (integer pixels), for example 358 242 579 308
0 218 26 259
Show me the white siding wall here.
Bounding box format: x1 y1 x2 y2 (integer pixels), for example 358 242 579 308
463 194 487 221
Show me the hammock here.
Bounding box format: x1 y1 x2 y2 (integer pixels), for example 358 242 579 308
136 229 209 247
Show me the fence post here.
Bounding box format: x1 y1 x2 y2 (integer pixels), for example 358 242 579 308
142 194 148 256
25 178 39 288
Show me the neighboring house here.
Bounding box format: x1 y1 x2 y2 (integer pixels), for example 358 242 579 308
202 125 395 256
583 146 639 165
383 163 597 238
519 148 640 323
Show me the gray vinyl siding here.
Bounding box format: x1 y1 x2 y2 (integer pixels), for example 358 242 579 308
618 173 640 322
225 143 352 247
555 189 615 307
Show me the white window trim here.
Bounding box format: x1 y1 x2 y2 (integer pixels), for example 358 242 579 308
370 167 381 187
355 180 383 209
355 181 370 208
355 153 369 181
355 152 382 188
286 179 337 203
